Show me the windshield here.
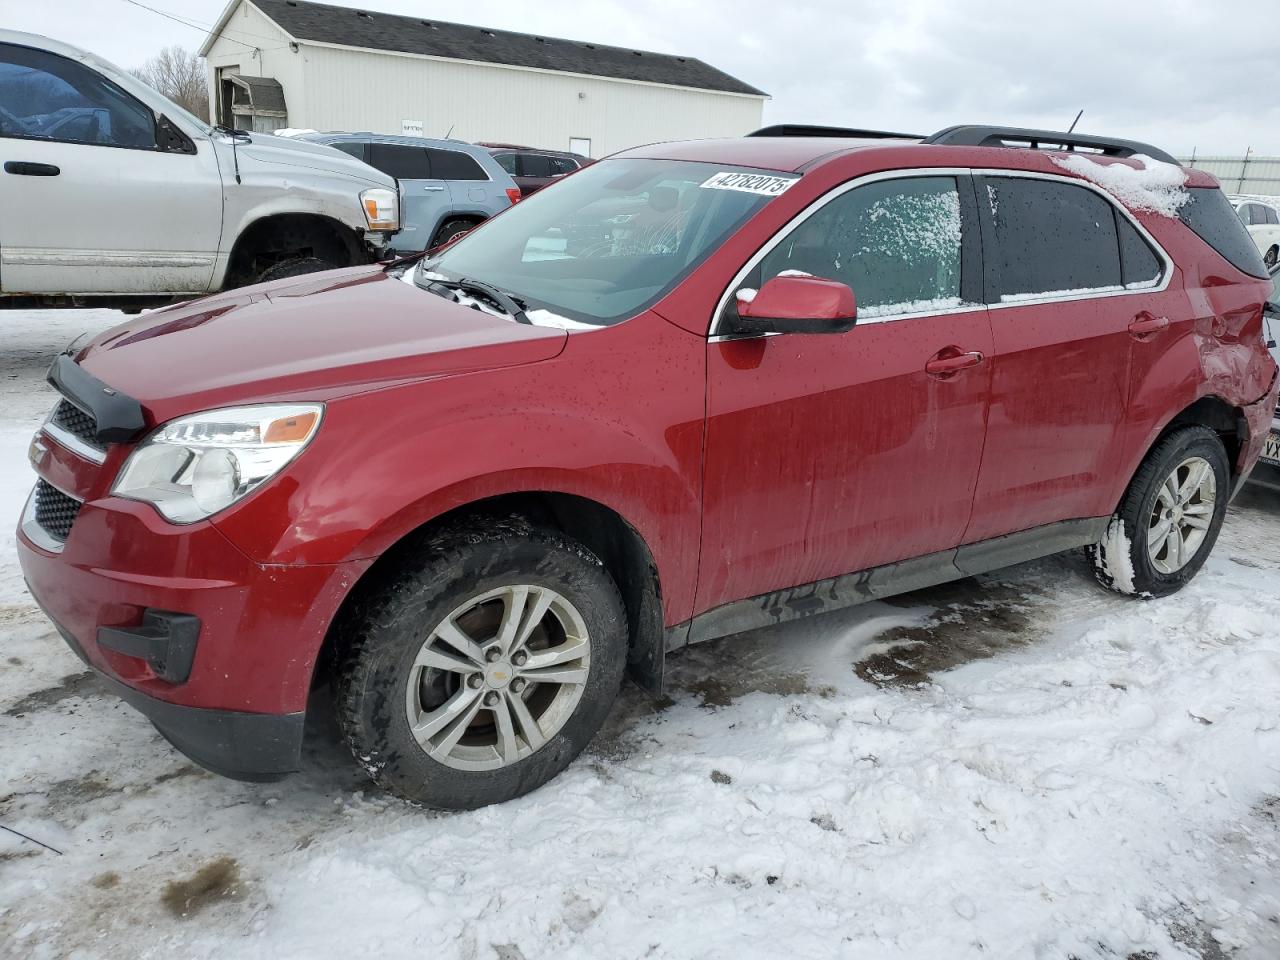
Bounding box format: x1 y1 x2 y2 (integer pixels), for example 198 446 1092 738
416 158 797 326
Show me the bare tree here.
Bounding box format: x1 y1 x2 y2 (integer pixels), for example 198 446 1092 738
132 46 209 121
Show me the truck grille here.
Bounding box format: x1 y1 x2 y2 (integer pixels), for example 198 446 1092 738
48 400 104 454
33 479 82 543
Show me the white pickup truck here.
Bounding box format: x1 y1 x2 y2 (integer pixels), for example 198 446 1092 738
0 30 400 310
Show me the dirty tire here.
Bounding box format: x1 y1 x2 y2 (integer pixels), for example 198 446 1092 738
335 520 626 809
254 256 338 284
1089 425 1229 598
432 219 476 248
1265 246 1278 268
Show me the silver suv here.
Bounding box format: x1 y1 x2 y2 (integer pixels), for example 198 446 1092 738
0 30 400 310
302 133 520 254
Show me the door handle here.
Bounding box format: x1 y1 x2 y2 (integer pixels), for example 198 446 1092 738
1128 312 1170 339
925 348 985 377
422 185 445 191
4 161 60 177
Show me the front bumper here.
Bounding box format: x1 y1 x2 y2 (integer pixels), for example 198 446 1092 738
18 492 370 780
41 605 303 780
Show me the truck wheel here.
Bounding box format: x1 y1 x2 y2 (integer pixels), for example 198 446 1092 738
335 520 627 809
254 256 337 284
432 219 477 248
1089 425 1229 598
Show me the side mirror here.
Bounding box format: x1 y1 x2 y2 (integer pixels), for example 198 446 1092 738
156 114 197 155
736 274 856 334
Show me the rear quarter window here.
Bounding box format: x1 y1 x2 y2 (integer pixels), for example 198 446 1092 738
1179 188 1270 279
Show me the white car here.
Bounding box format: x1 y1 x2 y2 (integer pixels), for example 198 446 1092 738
1231 196 1280 269
0 30 400 310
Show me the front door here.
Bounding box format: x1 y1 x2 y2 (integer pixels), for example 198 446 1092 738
963 173 1169 542
697 174 994 614
0 41 222 295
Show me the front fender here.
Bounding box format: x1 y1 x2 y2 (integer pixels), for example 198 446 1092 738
210 312 707 624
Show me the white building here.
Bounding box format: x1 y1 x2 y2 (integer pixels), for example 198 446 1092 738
200 0 767 157
1179 154 1280 197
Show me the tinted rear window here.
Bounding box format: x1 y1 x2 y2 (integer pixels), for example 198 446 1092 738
427 148 487 181
520 154 554 178
1178 188 1270 279
368 143 429 180
985 177 1121 299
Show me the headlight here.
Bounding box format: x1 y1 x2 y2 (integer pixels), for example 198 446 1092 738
361 188 399 231
112 404 323 523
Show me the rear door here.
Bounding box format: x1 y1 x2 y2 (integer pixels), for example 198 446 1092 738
0 41 222 295
963 173 1172 542
697 173 993 613
515 152 554 196
429 146 498 215
367 141 445 253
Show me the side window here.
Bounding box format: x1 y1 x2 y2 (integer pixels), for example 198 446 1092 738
985 177 1121 299
1116 215 1162 287
331 141 366 162
492 152 517 175
549 156 578 176
0 42 155 149
758 176 963 318
1267 207 1280 226
1236 205 1251 225
521 154 554 178
427 148 488 181
368 143 430 180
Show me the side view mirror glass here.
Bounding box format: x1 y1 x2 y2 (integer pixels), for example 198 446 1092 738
737 274 857 334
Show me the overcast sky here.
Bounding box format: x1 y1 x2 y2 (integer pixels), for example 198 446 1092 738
9 0 1280 155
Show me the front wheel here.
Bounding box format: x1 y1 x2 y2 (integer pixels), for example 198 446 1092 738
253 256 338 284
1265 246 1278 268
336 521 627 809
1090 425 1230 597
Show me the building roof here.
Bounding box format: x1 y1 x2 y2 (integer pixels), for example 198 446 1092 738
233 0 766 97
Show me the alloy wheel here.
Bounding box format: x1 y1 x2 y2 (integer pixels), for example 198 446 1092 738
404 584 591 771
1147 455 1216 574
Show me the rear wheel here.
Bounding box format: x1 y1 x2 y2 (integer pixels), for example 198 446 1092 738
432 218 478 248
336 521 626 809
1265 246 1278 268
1090 425 1229 597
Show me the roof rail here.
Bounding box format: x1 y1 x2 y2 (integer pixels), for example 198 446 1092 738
923 125 1179 166
749 124 922 140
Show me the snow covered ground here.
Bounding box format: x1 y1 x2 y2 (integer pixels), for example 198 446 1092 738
2 309 1279 960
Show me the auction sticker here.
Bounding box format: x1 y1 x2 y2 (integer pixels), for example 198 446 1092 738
700 171 798 196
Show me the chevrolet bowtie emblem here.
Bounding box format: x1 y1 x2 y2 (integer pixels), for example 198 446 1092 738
28 436 47 468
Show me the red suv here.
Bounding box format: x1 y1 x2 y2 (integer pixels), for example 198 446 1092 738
19 124 1279 809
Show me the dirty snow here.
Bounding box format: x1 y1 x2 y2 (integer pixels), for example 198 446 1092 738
1053 153 1190 217
2 310 1280 959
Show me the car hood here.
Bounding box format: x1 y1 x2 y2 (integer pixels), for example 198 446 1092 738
231 133 393 189
75 267 566 423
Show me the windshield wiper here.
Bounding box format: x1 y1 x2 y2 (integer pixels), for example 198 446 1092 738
426 276 531 325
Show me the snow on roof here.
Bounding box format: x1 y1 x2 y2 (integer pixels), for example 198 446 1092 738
1053 153 1189 217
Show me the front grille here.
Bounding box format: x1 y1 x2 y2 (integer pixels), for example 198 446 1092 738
33 479 82 543
48 400 104 454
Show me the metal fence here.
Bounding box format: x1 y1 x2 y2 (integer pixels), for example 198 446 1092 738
1178 155 1280 196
